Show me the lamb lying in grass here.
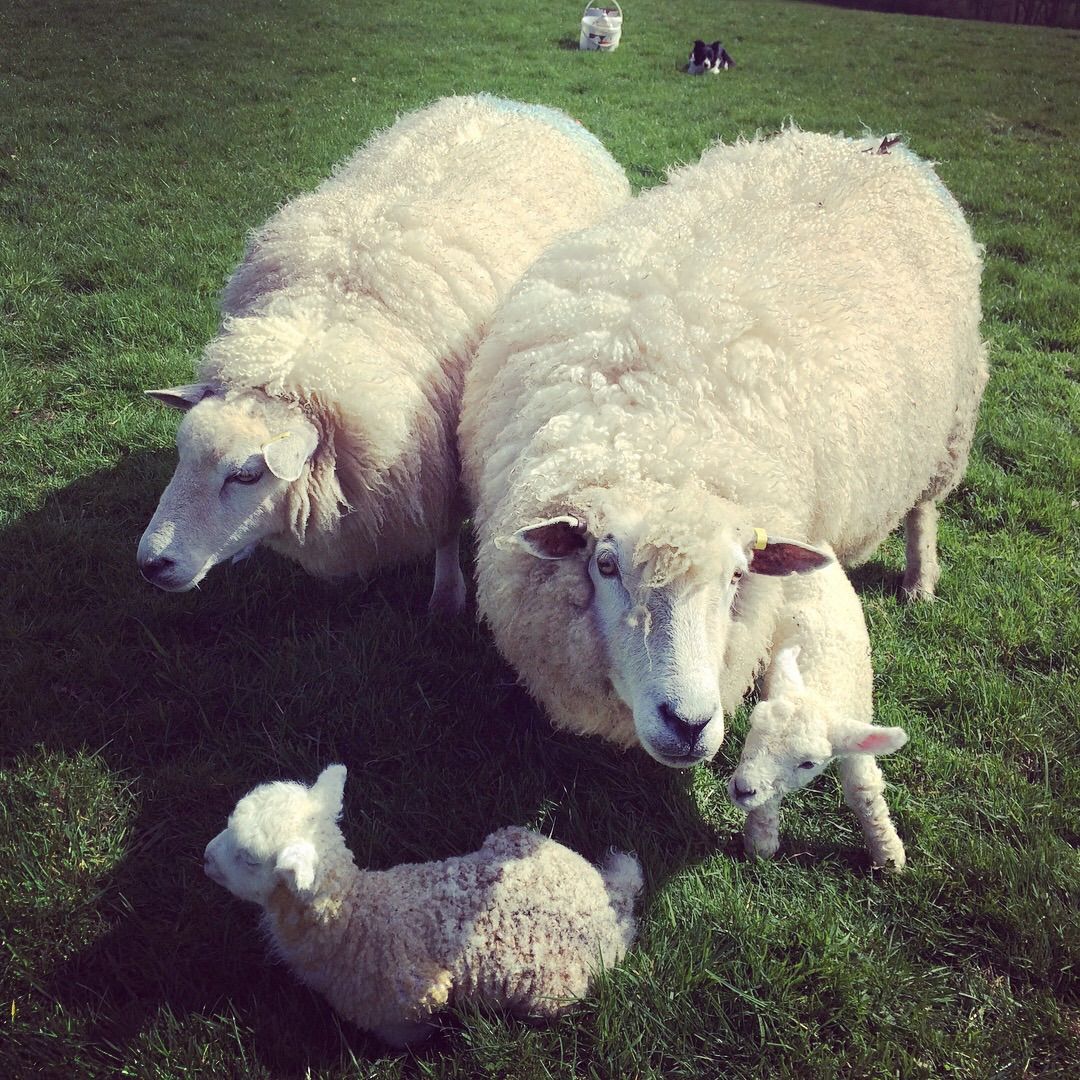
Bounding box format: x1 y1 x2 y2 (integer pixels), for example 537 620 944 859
727 645 909 869
203 765 643 1045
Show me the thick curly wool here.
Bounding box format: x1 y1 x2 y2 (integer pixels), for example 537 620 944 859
199 95 630 577
460 127 986 746
207 770 641 1042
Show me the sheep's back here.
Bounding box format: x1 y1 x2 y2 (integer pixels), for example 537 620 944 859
462 127 985 558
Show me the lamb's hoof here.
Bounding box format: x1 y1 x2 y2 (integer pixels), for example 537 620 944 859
871 845 907 872
743 833 780 860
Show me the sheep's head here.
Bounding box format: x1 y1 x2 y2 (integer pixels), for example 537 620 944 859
505 490 834 769
728 647 907 809
137 384 318 591
203 764 347 905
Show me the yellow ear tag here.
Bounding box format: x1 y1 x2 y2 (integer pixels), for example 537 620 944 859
752 527 769 550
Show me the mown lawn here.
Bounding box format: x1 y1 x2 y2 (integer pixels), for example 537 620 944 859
1 1 1077 1077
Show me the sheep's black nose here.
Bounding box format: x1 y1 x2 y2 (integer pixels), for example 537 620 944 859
733 781 757 801
140 556 174 582
657 702 713 744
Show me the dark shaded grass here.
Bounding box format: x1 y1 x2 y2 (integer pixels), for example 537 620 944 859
2 1 1078 1077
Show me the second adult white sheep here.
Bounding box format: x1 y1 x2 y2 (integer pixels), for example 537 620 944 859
460 127 986 765
138 95 630 613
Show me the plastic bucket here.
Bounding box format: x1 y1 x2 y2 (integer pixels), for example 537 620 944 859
579 3 622 52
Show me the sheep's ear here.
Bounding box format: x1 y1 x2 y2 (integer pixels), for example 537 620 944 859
311 764 347 817
748 530 833 576
144 383 216 411
276 841 319 893
832 723 908 757
262 418 319 482
502 515 589 560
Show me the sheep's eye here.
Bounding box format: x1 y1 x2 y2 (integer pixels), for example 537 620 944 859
226 469 262 486
596 551 620 578
731 570 743 585
798 760 816 770
234 849 261 867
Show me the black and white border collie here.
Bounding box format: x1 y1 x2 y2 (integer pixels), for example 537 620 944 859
688 40 735 74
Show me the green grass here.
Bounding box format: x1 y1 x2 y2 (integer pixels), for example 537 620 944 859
1 1 1077 1076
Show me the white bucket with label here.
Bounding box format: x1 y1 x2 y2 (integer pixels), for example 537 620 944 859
579 3 622 52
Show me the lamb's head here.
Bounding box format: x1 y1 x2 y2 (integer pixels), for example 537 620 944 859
506 490 833 768
728 646 908 809
203 764 347 905
137 384 318 591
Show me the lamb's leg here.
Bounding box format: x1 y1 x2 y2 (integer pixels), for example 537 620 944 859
837 754 906 870
427 525 467 617
743 794 782 859
901 500 940 602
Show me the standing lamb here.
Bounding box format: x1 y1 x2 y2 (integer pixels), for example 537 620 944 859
459 127 986 766
203 765 643 1046
137 95 630 613
728 636 909 869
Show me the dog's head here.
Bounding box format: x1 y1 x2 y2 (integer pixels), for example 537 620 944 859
688 40 720 74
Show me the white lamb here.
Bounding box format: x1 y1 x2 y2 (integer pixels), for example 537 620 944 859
459 127 986 769
203 765 643 1046
729 640 908 868
137 94 630 613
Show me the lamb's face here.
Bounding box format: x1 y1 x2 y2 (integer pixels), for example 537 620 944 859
510 500 833 768
728 698 834 810
203 771 345 905
137 388 318 591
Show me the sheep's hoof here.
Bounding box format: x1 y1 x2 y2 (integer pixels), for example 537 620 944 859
427 579 467 617
871 845 907 872
901 565 940 603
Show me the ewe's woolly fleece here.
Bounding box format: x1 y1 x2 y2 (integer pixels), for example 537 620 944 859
460 127 986 746
231 781 640 1032
200 95 630 576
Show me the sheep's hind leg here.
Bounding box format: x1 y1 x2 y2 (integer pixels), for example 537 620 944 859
838 755 906 870
901 500 940 603
743 794 782 859
427 525 467 617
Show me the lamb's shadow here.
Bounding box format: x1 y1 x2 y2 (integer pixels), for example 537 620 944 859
2 453 722 1072
848 559 903 599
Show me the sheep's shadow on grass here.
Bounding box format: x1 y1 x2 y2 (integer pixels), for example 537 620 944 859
848 559 903 599
1 453 722 1071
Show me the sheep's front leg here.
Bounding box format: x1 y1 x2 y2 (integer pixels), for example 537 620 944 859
743 794 782 859
427 525 467 616
837 754 906 870
901 500 940 602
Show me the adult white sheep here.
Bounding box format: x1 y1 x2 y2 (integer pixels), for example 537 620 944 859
460 127 986 767
204 764 643 1046
137 95 630 613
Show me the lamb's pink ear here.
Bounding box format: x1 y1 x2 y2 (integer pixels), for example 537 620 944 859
833 723 908 757
276 841 318 893
748 531 834 576
144 383 216 411
262 418 318 482
311 764 347 817
504 515 589 560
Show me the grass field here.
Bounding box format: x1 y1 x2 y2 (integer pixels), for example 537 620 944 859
1 1 1078 1076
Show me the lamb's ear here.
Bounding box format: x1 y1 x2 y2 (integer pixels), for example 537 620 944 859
501 515 589 560
276 841 319 893
769 644 806 696
747 530 834 576
832 723 908 757
262 417 319 482
311 764 347 817
144 383 216 411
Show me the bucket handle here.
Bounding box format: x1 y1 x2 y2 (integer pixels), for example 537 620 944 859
582 1 622 18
